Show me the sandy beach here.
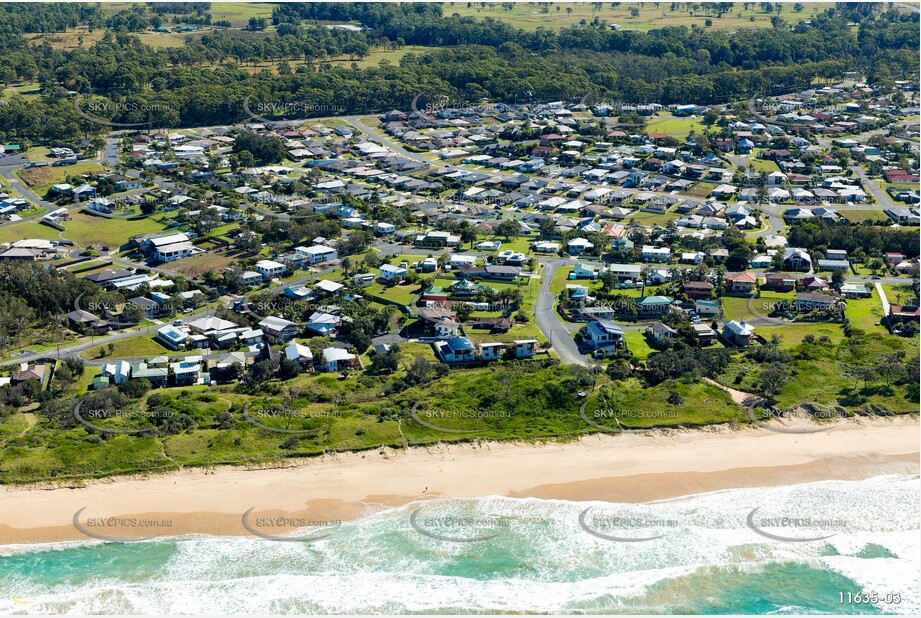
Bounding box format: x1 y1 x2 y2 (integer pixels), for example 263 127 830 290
1 416 918 545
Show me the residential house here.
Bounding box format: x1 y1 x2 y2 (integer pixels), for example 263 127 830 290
101 360 131 385
512 339 538 358
636 296 674 318
641 245 671 263
434 336 477 364
763 273 797 292
650 322 678 343
567 237 594 255
305 312 340 336
583 319 626 350
170 360 202 386
726 272 757 294
840 283 872 299
256 259 287 280
295 244 338 265
417 306 460 338
322 347 358 372
683 281 714 299
259 316 299 342
283 341 314 366
692 323 717 345
694 299 721 317
155 325 189 350
723 320 755 346
379 264 408 282
478 342 505 362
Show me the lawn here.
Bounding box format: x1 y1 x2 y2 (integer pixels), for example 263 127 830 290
63 211 170 249
623 330 654 362
79 331 175 362
0 82 41 101
839 209 890 224
448 2 831 32
17 162 105 194
683 181 717 198
365 282 420 306
0 220 61 244
722 291 791 322
27 29 186 50
845 290 888 334
882 283 919 307
746 155 780 173
758 323 845 349
168 252 237 279
646 113 707 137
624 210 680 227
210 2 276 26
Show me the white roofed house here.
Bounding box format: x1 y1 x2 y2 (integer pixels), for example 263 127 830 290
722 320 755 347
101 360 131 385
567 237 594 256
259 316 299 342
478 342 505 362
283 341 314 367
255 259 286 280
641 245 671 263
322 347 358 372
379 263 408 282
295 244 338 265
512 340 538 359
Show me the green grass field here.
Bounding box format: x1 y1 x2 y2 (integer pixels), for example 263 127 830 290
839 209 891 224
0 82 41 101
79 332 176 361
17 162 104 194
448 1 832 32
646 113 707 137
845 290 888 334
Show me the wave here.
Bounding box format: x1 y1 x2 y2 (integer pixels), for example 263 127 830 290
1 474 917 614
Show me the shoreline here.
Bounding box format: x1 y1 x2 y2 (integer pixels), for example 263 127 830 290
1 416 918 546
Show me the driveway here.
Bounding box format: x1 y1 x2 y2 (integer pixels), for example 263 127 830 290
534 259 590 367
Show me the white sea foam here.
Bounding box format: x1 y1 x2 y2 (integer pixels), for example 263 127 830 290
1 474 916 614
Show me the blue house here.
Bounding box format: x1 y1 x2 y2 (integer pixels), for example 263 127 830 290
738 139 754 154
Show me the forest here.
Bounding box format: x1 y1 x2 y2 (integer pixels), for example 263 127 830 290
0 2 917 143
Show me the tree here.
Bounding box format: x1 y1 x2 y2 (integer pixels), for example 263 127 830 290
629 7 640 17
496 220 519 240
246 359 277 385
278 359 302 380
371 347 401 373
759 364 789 398
118 378 151 398
606 359 632 380
770 251 785 272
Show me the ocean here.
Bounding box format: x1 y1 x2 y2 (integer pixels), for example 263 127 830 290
1 474 917 615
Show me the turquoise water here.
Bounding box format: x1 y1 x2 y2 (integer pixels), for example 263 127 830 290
1 475 917 614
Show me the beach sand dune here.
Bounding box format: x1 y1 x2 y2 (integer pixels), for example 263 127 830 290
1 416 917 545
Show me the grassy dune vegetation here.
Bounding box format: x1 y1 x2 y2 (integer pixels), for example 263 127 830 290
3 319 916 484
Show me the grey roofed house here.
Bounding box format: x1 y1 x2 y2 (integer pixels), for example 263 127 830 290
817 259 850 271
85 269 134 284
65 309 103 325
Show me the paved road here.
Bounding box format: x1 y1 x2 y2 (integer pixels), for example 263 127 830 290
344 116 433 166
534 259 591 367
850 164 896 209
